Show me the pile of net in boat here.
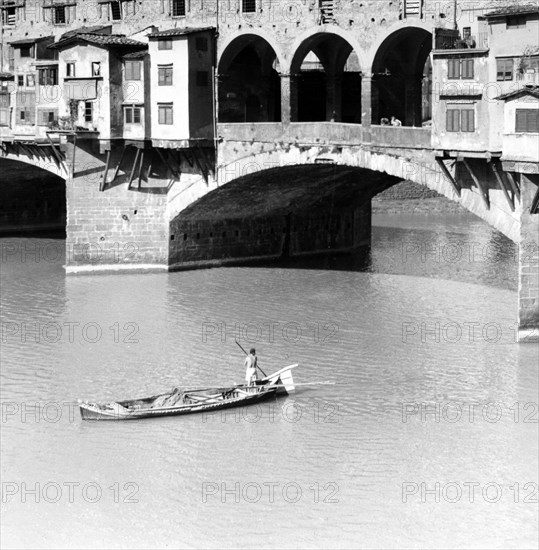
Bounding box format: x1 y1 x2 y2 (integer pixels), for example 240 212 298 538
150 388 185 408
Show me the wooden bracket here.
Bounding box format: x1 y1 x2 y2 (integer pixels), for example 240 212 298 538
505 171 521 202
128 148 141 190
490 160 515 212
110 145 127 185
100 149 112 192
531 184 539 215
436 157 461 197
462 158 490 210
137 150 145 190
156 148 180 180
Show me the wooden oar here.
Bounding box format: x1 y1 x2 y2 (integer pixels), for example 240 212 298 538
235 340 268 377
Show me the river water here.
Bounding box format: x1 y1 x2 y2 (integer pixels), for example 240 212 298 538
1 211 537 549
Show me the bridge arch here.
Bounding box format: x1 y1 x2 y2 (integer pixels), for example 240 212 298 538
168 144 519 243
0 150 68 180
367 23 433 126
289 28 365 123
217 33 285 123
0 157 67 233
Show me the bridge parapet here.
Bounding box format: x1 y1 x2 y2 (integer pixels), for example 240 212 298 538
218 122 432 150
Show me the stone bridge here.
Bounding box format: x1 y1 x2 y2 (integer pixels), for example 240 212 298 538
168 122 521 243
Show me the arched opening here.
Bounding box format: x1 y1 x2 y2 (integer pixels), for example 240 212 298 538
291 34 362 123
218 35 281 123
0 158 66 235
372 28 432 126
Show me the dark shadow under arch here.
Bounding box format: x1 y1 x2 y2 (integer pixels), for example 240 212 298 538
371 27 432 126
218 35 281 122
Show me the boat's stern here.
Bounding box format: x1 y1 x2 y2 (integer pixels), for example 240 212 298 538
264 364 298 394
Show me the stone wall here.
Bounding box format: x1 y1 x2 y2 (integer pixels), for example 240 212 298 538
169 204 370 270
518 173 539 341
374 179 441 200
64 140 169 272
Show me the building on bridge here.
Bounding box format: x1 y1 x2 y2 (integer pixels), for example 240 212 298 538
0 1 538 340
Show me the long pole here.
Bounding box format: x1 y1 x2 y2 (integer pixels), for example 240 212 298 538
235 340 268 377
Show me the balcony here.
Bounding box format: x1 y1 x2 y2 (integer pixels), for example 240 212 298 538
434 29 489 51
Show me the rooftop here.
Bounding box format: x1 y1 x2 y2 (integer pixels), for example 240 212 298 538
51 33 146 50
481 5 539 18
496 85 539 100
8 35 54 46
59 25 112 41
123 51 147 59
147 27 215 39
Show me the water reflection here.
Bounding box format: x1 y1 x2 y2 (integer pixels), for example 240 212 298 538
0 213 536 550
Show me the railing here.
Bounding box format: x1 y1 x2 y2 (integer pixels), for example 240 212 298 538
369 125 432 149
218 122 365 145
434 28 489 51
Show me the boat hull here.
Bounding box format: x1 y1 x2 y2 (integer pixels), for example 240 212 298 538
78 365 298 421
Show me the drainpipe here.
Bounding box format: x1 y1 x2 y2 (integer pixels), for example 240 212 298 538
453 0 458 30
213 1 219 165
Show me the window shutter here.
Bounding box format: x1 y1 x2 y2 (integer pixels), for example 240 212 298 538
462 59 474 79
461 109 474 132
448 59 459 79
447 109 459 132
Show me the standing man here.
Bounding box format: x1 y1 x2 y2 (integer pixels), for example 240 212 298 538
244 348 258 387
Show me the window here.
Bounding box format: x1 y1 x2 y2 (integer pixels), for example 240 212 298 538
38 68 58 86
507 15 526 29
84 102 93 122
0 109 9 127
20 45 34 58
172 0 186 17
497 58 514 81
53 6 66 25
242 0 256 13
515 109 539 133
38 109 58 126
110 0 122 20
448 58 474 79
158 39 172 50
124 106 142 124
66 63 76 77
125 61 141 81
26 74 35 87
92 62 101 76
17 107 35 125
8 46 14 71
17 75 24 87
518 57 539 80
196 71 208 86
158 104 173 124
3 7 16 26
196 37 208 52
446 107 475 132
158 65 173 86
